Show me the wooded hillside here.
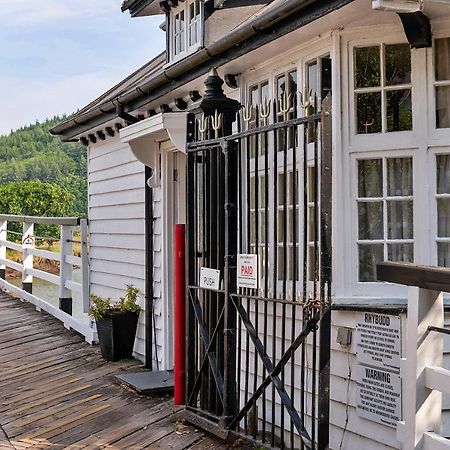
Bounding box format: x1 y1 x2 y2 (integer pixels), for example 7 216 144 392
0 118 87 216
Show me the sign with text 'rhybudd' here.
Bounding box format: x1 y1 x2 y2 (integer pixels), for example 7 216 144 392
237 254 258 289
355 364 402 428
199 267 221 291
356 312 401 371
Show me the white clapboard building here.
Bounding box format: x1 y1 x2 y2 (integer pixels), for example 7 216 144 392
51 0 450 448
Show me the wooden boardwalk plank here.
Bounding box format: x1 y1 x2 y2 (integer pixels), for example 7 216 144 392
0 293 249 450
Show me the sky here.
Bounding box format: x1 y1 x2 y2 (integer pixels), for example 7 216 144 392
0 0 166 135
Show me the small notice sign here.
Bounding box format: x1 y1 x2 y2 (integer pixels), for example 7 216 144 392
22 235 35 248
199 267 221 291
356 313 401 371
237 254 258 289
356 364 402 428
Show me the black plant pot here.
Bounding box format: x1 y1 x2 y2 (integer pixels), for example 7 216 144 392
96 311 139 362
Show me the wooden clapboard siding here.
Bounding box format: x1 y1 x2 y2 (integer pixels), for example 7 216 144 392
88 138 149 364
0 293 250 450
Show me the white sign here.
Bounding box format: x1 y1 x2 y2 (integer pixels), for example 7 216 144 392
22 235 35 248
356 313 401 371
356 364 402 428
237 254 258 289
199 267 221 291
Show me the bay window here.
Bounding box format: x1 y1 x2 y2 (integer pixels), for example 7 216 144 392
357 156 414 282
170 0 202 61
434 38 450 129
436 154 450 266
354 44 412 134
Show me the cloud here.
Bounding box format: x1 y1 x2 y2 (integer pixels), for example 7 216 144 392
0 73 121 135
0 0 121 27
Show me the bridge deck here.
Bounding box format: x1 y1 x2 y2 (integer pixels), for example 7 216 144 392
0 293 238 449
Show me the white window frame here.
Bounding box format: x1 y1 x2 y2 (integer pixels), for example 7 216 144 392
350 149 416 297
345 33 418 153
426 23 450 145
169 0 203 64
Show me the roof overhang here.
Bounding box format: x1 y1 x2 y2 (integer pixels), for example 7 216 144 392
122 0 164 16
120 112 186 185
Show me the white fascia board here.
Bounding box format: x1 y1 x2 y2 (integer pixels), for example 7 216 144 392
120 112 187 153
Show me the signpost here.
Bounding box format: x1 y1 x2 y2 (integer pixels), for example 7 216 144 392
355 312 402 428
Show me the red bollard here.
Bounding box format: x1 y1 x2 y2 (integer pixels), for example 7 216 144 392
174 224 186 405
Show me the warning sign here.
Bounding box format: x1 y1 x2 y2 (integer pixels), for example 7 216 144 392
356 313 401 371
356 364 402 428
237 254 258 289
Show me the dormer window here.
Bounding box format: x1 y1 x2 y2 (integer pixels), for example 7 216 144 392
170 0 203 62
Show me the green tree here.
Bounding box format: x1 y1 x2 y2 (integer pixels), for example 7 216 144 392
0 181 75 241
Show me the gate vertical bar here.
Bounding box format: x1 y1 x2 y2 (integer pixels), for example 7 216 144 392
186 111 198 404
318 94 332 450
223 138 238 425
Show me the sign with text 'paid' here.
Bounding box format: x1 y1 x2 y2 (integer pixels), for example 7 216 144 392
237 254 258 289
199 267 221 291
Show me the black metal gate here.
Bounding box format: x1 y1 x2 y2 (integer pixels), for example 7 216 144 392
185 70 332 450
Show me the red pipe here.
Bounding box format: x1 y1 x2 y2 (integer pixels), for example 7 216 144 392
174 224 186 405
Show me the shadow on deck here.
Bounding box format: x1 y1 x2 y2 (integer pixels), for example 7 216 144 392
0 292 243 450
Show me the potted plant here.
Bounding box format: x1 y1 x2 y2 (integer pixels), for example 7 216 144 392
90 285 141 361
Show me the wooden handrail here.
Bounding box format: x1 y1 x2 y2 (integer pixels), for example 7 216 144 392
377 261 450 293
0 214 83 226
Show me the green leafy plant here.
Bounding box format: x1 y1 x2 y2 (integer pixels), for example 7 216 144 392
118 285 141 314
89 294 112 321
90 285 141 321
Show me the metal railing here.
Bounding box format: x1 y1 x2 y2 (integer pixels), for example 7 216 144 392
378 261 450 450
0 214 95 343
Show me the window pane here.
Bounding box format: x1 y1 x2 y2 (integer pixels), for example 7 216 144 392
308 62 318 96
250 177 256 209
259 175 266 208
388 243 413 262
437 155 450 194
356 92 382 134
308 205 317 242
436 86 450 129
387 157 413 196
438 242 450 267
261 82 269 103
387 89 412 132
358 202 384 240
435 38 450 82
358 159 383 198
359 244 384 282
278 173 285 206
387 200 413 239
308 246 317 281
355 46 380 88
321 56 332 99
250 211 256 244
385 44 411 86
437 198 450 238
278 211 285 242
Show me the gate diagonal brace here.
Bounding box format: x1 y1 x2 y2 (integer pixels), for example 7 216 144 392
188 297 226 406
228 297 317 449
188 289 225 405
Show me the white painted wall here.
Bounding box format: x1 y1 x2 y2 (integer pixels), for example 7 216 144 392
88 137 150 363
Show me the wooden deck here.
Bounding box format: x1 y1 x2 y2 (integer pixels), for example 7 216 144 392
0 292 243 449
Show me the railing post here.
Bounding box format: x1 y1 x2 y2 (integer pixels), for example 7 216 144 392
80 219 90 314
59 225 73 315
0 220 7 280
399 286 443 449
22 221 34 294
